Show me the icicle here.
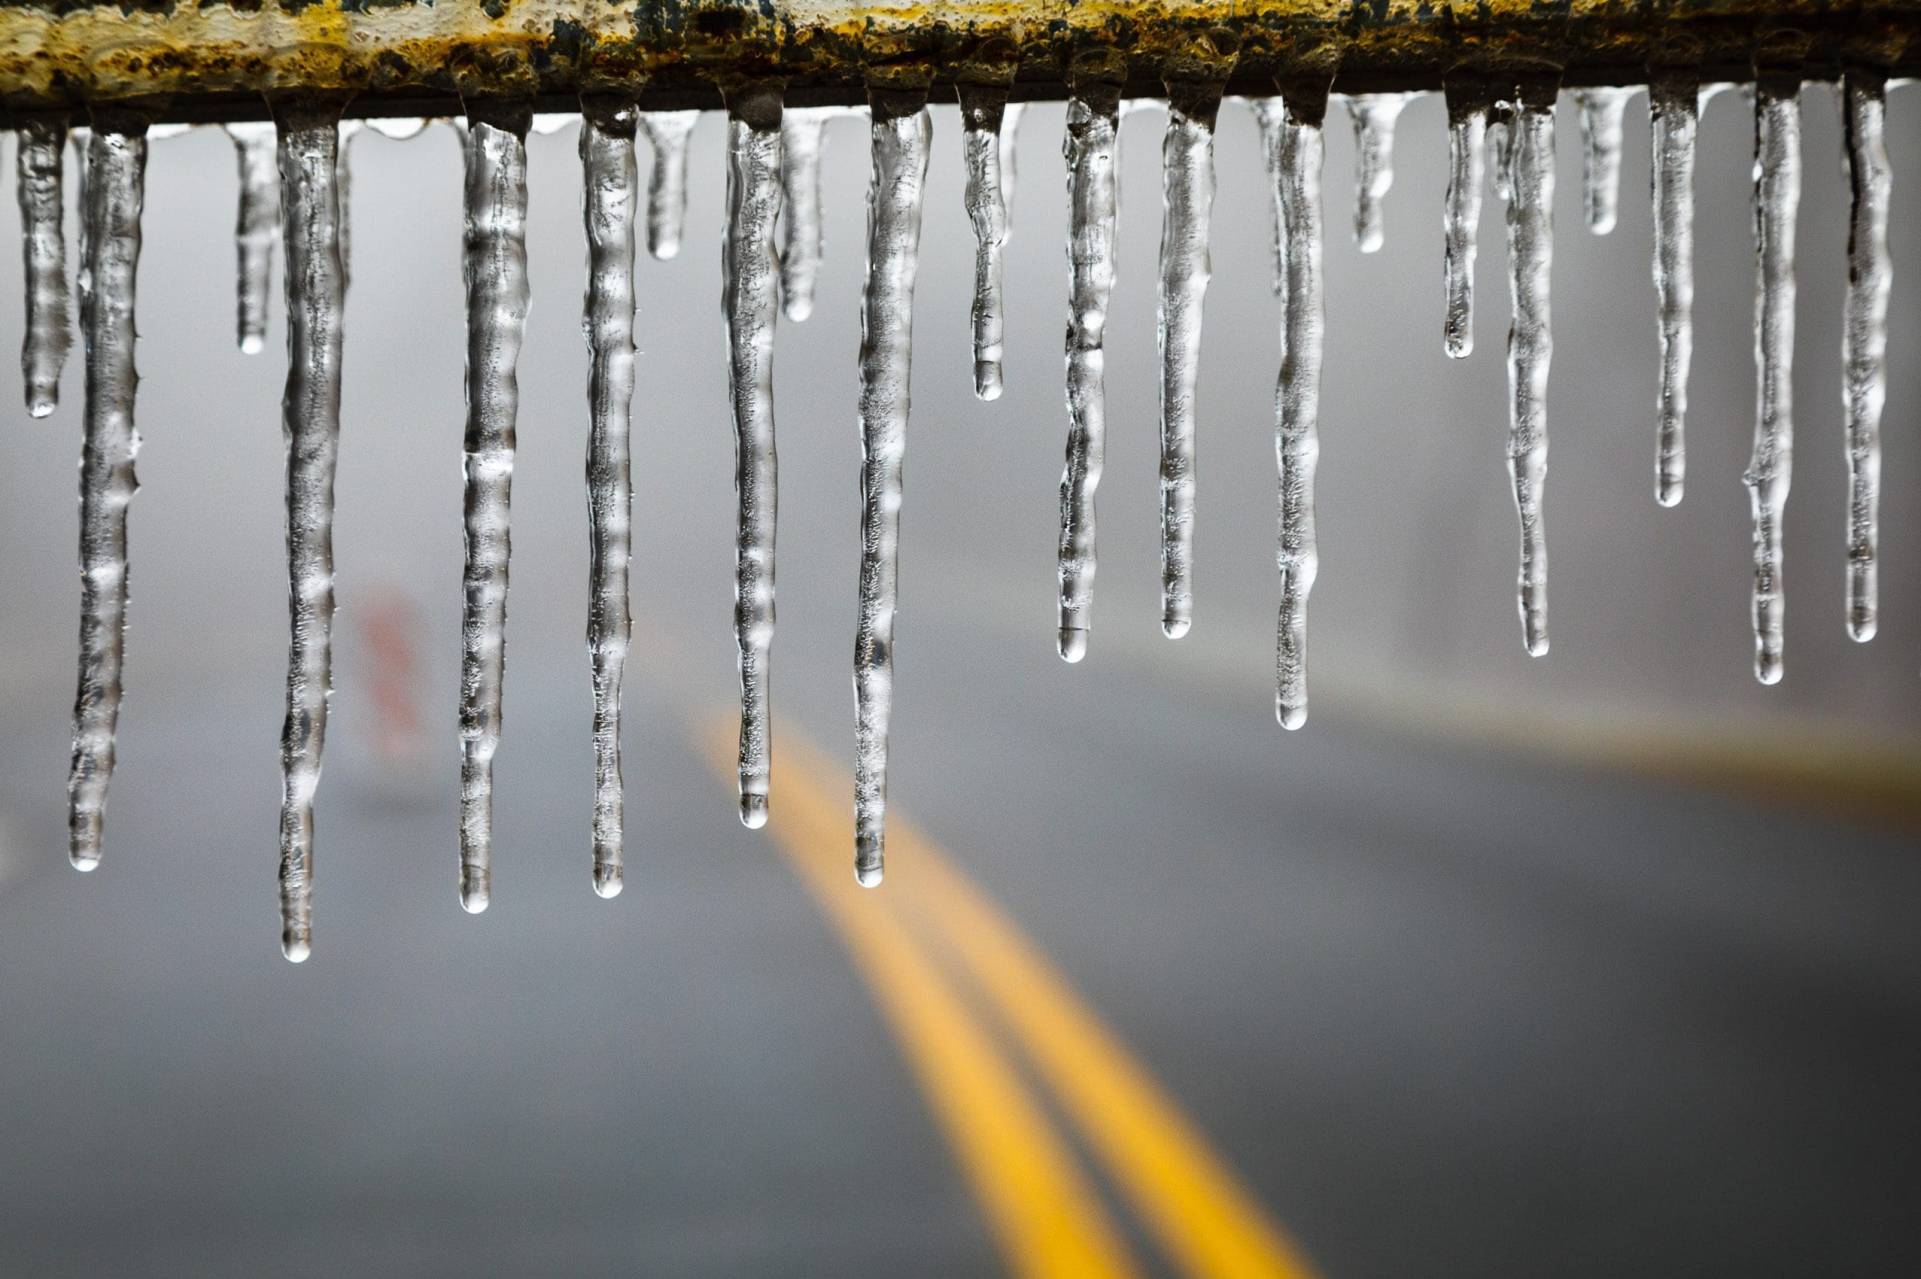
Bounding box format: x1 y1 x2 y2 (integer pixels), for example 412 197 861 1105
960 87 1012 400
70 127 90 312
1505 98 1555 658
1274 101 1324 729
224 122 278 355
16 116 72 416
1746 81 1800 685
274 107 345 963
640 110 699 260
1157 89 1219 640
1000 102 1027 232
722 90 783 830
1057 87 1121 663
456 109 531 911
1345 93 1413 252
1442 89 1487 358
1252 98 1287 294
335 120 360 293
1575 87 1634 234
778 107 833 322
1650 74 1700 506
67 124 147 873
853 96 933 888
1842 71 1890 643
581 101 638 897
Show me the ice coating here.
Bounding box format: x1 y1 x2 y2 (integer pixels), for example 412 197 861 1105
1746 84 1800 685
582 103 637 897
852 102 932 887
722 96 783 830
275 110 345 963
1842 73 1890 643
1345 93 1412 253
1505 102 1554 658
1157 97 1217 640
1575 88 1634 234
67 126 147 873
1274 106 1325 730
640 111 699 260
778 107 833 322
224 122 278 355
457 115 531 911
1057 89 1121 663
1252 98 1287 294
1443 98 1487 358
960 90 1010 400
16 116 72 416
1650 76 1700 506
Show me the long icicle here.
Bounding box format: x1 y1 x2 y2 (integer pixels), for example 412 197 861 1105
457 107 532 911
224 122 278 355
1275 97 1325 730
1506 95 1555 658
1842 70 1890 643
67 123 147 873
778 107 833 322
1442 83 1487 358
1057 85 1121 663
1650 73 1700 506
17 115 72 416
1345 93 1412 253
960 85 1012 401
274 106 345 963
1252 98 1288 295
582 100 638 897
1575 87 1634 234
723 88 783 830
853 93 933 887
1157 85 1219 641
1746 80 1800 685
641 110 699 261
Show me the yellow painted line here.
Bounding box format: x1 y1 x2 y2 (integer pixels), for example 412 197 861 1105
699 721 1142 1279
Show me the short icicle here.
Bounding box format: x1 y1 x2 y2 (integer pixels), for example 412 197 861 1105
1746 79 1800 685
1251 98 1287 294
1842 70 1890 643
959 84 1012 400
457 105 532 911
335 120 361 292
1157 82 1221 640
1650 73 1700 506
1574 87 1634 234
852 90 933 887
1000 102 1027 230
17 114 73 416
1274 92 1326 730
1345 93 1413 253
1057 83 1122 663
224 122 278 354
641 111 699 260
778 107 834 322
1505 91 1555 658
67 122 148 873
1487 101 1516 203
1442 79 1488 358
274 105 346 963
581 99 638 898
722 88 783 831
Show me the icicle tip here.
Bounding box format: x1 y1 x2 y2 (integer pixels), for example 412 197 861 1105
1058 627 1089 664
592 863 625 898
70 850 100 873
1162 615 1191 640
459 872 491 914
281 933 311 963
854 854 884 888
1276 699 1307 731
739 791 769 830
240 334 265 356
974 363 1003 402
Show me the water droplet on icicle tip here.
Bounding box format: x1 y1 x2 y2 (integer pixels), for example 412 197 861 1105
722 89 783 830
365 117 430 142
457 108 531 905
581 100 638 895
1157 88 1219 641
960 87 1012 400
1274 98 1325 730
1251 98 1288 295
1505 96 1555 659
274 105 346 965
853 96 932 888
777 107 835 322
1345 93 1414 253
1842 71 1890 644
1574 87 1634 235
1058 86 1121 664
68 123 147 875
16 115 74 416
1650 74 1700 507
1746 80 1800 686
224 121 278 356
640 110 699 260
1442 88 1487 358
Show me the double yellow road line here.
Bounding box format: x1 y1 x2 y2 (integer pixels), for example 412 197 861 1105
702 717 1319 1279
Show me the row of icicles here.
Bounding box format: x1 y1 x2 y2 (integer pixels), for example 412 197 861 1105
7 73 1897 960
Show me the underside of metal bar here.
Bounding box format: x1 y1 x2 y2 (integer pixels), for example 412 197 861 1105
0 0 1916 123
